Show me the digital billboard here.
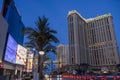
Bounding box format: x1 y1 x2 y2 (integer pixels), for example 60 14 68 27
4 34 17 63
16 44 27 65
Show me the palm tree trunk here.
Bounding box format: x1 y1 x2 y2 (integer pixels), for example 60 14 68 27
37 38 44 79
38 55 44 80
39 64 43 79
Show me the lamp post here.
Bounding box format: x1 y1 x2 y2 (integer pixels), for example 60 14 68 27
38 51 45 80
32 48 39 80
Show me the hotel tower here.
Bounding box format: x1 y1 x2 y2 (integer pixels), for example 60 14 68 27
68 10 119 70
56 44 69 68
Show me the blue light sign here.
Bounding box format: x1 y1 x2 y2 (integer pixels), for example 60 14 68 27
4 34 17 63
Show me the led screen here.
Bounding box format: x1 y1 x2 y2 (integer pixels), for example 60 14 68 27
4 34 17 63
16 44 27 65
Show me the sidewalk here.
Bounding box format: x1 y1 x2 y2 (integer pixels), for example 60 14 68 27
16 77 33 80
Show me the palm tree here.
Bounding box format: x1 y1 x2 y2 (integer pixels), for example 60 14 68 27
22 16 59 79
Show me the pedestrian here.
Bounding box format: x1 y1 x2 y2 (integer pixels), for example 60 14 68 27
9 73 11 80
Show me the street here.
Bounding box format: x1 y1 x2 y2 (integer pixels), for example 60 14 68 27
44 75 120 80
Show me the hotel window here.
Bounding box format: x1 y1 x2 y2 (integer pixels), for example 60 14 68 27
69 16 73 22
109 30 112 40
106 25 109 32
100 20 103 27
104 18 108 25
106 18 109 24
98 21 100 27
77 17 80 23
72 57 74 64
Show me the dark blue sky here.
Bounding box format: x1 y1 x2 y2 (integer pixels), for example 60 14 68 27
0 0 120 50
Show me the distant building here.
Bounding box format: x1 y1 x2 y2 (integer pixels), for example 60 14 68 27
68 10 119 71
56 44 69 68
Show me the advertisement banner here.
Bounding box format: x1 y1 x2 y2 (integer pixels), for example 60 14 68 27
16 45 27 65
27 53 33 72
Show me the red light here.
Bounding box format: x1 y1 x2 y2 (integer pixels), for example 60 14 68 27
101 76 106 80
0 62 3 68
114 76 118 80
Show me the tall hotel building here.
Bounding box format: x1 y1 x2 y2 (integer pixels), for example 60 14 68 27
56 44 69 68
68 10 119 70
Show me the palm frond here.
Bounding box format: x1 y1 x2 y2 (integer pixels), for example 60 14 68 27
43 44 56 54
47 29 57 34
35 16 47 32
43 56 51 62
22 27 35 34
42 65 48 70
48 34 59 43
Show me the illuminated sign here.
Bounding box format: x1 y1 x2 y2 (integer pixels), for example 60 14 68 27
4 34 17 63
27 53 33 72
16 45 27 65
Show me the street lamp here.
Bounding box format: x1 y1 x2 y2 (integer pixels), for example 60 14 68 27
39 51 45 55
38 51 45 80
33 50 45 80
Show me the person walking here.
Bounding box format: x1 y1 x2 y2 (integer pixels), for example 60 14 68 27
9 73 11 80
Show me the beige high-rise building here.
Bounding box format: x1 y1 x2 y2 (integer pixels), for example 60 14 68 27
56 44 69 68
68 10 119 70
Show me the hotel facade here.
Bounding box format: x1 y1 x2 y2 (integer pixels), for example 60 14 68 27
68 10 119 71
